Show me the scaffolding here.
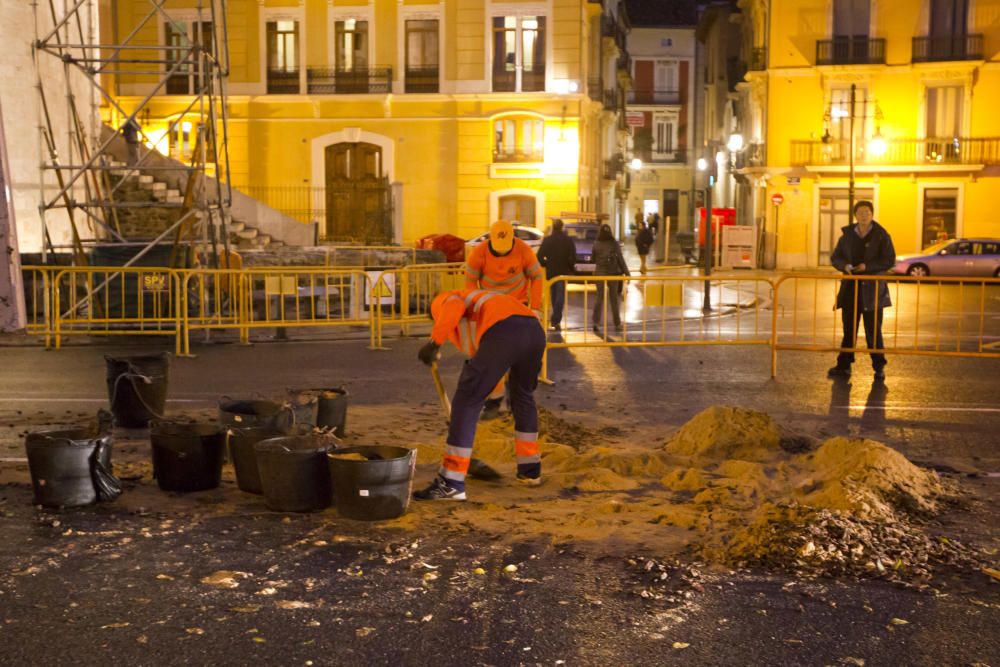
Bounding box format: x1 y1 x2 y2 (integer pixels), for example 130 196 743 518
32 0 232 270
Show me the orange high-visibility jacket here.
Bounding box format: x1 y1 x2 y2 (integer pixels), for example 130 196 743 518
430 289 535 356
464 238 543 310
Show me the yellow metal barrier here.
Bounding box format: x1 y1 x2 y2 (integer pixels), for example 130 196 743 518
771 273 1000 376
180 267 374 354
369 263 466 348
21 266 55 344
541 274 775 381
50 266 184 352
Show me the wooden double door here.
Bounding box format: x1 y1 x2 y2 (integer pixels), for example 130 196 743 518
324 142 392 243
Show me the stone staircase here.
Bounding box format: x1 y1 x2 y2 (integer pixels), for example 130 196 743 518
104 160 285 251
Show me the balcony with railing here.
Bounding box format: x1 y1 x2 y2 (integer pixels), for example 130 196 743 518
603 154 624 180
627 89 680 105
636 148 687 165
493 146 545 164
306 67 393 94
733 143 766 170
267 69 300 94
912 34 983 62
405 66 439 93
790 137 1000 167
816 37 886 65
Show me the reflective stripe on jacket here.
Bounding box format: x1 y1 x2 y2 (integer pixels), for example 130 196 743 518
430 289 535 355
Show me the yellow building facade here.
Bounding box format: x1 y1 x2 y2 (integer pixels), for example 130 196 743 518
111 0 628 246
738 0 1000 269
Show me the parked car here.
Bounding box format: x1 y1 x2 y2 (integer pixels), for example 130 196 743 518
465 224 544 254
892 238 1000 277
560 216 604 274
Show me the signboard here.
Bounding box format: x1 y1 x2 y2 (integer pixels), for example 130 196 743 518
142 273 169 292
365 270 395 308
625 111 645 127
786 176 800 186
721 225 757 269
771 193 784 206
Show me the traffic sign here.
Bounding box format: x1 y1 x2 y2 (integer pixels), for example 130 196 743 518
771 193 785 206
625 111 645 127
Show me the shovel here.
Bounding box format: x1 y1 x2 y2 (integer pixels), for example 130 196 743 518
430 361 501 481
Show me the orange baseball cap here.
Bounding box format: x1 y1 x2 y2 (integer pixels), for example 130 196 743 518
489 220 514 253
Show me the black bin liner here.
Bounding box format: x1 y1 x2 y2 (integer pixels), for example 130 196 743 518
25 412 121 507
328 446 416 521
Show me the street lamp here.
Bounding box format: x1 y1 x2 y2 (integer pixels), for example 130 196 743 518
629 157 643 171
821 83 885 215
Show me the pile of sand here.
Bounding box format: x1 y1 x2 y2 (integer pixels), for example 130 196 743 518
408 405 974 581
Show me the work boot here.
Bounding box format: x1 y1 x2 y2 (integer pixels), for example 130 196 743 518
516 474 542 487
827 365 852 378
480 397 503 421
467 458 502 481
413 476 466 501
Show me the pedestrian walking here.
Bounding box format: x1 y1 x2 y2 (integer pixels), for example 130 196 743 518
634 221 654 274
121 117 141 167
649 212 660 238
464 219 543 419
415 289 546 500
828 200 896 381
536 218 577 331
591 223 630 334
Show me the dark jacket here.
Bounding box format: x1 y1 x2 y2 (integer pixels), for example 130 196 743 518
537 230 577 278
592 238 630 277
635 227 654 255
830 221 896 311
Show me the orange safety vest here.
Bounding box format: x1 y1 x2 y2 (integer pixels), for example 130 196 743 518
464 238 543 309
430 289 535 356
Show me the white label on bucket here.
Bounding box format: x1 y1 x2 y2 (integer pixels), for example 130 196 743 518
234 415 243 422
359 489 370 497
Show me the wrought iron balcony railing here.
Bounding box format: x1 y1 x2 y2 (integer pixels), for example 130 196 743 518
627 89 680 105
790 137 1000 166
636 148 687 165
306 67 393 94
603 154 624 180
912 34 983 62
816 37 886 65
266 69 300 94
404 66 439 93
493 147 545 164
732 143 766 169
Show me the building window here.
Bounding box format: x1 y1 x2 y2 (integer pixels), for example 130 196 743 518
492 16 546 92
498 195 536 226
266 20 299 93
405 19 439 93
925 86 963 161
493 115 545 163
164 20 213 95
654 116 675 155
922 188 958 249
335 20 369 70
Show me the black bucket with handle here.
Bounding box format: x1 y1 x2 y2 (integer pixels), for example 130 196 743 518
327 446 416 521
105 353 169 428
315 387 348 437
218 398 295 432
254 434 338 512
285 390 320 428
150 421 225 492
227 426 289 494
25 412 121 508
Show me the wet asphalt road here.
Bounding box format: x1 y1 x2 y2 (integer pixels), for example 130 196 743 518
0 336 998 665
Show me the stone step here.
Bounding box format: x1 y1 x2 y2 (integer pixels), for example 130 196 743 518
234 227 258 240
138 174 154 185
255 234 272 247
166 189 180 198
165 194 184 204
228 221 246 233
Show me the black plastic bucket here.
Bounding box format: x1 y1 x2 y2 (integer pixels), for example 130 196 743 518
105 353 169 427
227 426 288 494
285 390 320 428
150 421 225 492
255 434 338 512
218 398 294 431
25 426 119 508
315 388 348 437
328 446 416 521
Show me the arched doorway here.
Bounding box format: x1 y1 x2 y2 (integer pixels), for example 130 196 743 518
498 194 536 226
324 142 392 242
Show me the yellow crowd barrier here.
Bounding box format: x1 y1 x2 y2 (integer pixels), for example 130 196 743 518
368 263 465 348
771 273 1000 376
540 274 775 381
21 266 54 344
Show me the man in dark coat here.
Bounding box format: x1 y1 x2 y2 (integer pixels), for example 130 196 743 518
635 222 654 274
828 200 896 380
536 218 577 330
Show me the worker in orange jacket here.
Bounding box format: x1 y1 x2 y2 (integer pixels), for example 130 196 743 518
464 220 543 419
414 289 546 500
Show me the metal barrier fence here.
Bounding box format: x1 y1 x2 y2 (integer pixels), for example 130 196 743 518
771 273 1000 376
22 267 53 343
370 263 466 348
541 274 775 381
51 266 184 352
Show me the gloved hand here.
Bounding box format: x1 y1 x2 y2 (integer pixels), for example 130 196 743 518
418 340 441 366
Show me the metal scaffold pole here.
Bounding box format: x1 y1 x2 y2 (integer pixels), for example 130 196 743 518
32 0 231 274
